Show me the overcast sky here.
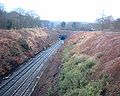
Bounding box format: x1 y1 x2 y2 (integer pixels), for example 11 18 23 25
0 0 120 22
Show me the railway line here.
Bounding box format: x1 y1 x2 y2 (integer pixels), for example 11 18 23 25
0 41 63 96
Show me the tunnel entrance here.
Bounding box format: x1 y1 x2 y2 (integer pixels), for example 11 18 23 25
59 35 67 40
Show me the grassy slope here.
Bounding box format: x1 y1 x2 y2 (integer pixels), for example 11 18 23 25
59 32 120 96
0 28 58 78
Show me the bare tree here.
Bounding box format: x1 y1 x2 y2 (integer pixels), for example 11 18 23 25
14 8 26 28
96 10 114 31
113 18 120 31
0 3 7 29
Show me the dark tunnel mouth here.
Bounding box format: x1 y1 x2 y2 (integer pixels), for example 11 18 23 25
59 35 67 40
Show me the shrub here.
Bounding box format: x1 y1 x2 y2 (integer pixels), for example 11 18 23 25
58 47 106 96
18 38 30 51
85 81 103 96
47 87 54 96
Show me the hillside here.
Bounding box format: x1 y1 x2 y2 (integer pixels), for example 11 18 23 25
0 28 59 79
59 32 120 96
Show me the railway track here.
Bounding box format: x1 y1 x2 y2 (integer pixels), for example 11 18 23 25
0 41 63 96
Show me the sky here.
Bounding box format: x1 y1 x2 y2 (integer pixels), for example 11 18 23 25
0 0 120 22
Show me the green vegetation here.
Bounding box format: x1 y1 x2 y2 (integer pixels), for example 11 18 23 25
58 46 108 96
61 22 66 29
18 38 31 51
47 86 54 96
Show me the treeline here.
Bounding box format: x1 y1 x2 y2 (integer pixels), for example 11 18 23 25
58 16 120 31
55 22 97 31
41 17 120 31
96 15 120 31
0 3 41 29
40 20 99 31
0 3 119 31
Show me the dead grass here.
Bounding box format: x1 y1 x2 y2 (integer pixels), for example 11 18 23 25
0 28 59 78
64 31 120 96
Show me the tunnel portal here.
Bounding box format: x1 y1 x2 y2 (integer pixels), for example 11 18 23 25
59 35 67 40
